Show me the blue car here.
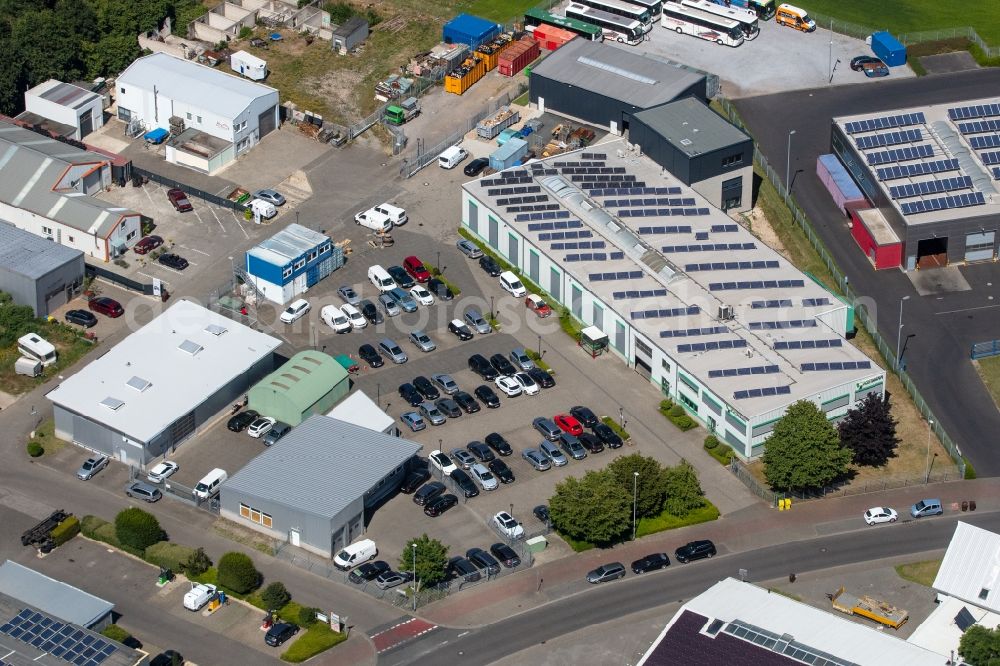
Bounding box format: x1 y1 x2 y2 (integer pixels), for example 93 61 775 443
400 411 426 432
388 287 418 313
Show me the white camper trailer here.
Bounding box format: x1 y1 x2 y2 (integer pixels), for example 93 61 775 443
230 51 268 81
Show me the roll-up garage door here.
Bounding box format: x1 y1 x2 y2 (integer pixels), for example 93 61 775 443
965 231 995 263
258 106 277 138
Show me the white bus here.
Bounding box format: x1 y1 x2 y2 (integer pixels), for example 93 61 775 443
661 1 744 46
566 3 645 44
573 0 653 32
18 333 56 366
679 0 759 39
627 0 664 20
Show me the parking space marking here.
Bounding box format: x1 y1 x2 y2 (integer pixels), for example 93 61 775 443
179 245 211 257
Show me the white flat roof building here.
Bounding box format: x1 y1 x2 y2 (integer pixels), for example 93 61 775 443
325 391 397 436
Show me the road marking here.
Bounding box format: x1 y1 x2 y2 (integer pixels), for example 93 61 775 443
137 271 154 280
179 245 211 257
456 631 469 638
936 303 1000 315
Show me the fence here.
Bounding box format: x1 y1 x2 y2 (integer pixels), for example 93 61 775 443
128 466 219 512
85 263 153 296
971 340 1000 360
131 165 244 212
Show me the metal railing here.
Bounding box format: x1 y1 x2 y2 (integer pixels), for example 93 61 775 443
130 166 243 211
971 340 1000 360
85 263 153 295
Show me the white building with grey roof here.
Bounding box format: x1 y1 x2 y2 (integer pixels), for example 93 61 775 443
0 223 84 316
461 139 884 458
16 79 105 140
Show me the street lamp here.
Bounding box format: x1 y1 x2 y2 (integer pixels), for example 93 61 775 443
619 406 625 428
490 295 495 320
925 419 934 483
896 295 911 365
376 383 381 408
411 543 417 612
537 334 542 358
436 250 441 274
632 472 639 540
785 130 797 193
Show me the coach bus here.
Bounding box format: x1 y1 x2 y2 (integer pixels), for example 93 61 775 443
679 0 759 39
524 8 604 41
573 0 653 32
566 2 645 45
661 1 744 46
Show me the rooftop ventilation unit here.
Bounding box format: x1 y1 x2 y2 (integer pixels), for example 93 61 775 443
718 305 735 320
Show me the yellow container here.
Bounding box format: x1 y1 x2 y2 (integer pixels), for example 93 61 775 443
445 55 486 95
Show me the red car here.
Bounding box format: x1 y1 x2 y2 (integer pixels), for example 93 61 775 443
166 188 193 212
525 294 552 318
88 296 124 318
403 256 431 283
554 413 583 436
133 235 163 255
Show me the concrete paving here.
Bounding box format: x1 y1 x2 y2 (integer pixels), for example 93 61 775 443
920 52 980 75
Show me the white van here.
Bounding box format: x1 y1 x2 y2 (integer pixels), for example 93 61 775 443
18 333 56 366
249 199 277 220
354 208 393 232
499 271 527 297
193 468 227 500
438 146 468 169
374 202 407 226
368 265 397 292
333 538 378 570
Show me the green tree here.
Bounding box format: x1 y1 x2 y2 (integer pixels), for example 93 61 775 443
217 552 259 594
399 534 449 589
838 393 899 467
114 507 163 551
763 400 852 492
261 581 291 610
662 459 704 516
550 470 630 544
83 34 141 79
184 547 212 576
959 624 1000 666
606 454 667 518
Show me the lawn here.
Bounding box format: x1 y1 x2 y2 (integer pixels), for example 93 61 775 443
462 0 540 23
635 500 720 539
0 322 95 395
281 624 347 663
895 559 941 587
974 356 1000 410
797 0 1000 45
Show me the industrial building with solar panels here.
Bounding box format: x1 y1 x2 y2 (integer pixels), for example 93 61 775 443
461 139 885 459
829 98 1000 271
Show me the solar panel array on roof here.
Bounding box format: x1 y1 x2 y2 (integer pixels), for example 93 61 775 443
606 197 696 207
497 194 548 206
660 326 730 338
551 240 606 250
590 187 683 197
854 128 922 150
802 297 831 307
994 167 1000 180
733 385 792 400
709 365 779 378
612 288 668 299
609 251 625 259
982 151 1000 165
801 361 873 371
631 306 700 320
843 112 925 134
749 320 818 330
970 134 1000 150
710 224 739 232
773 339 843 350
581 152 608 159
538 230 593 241
560 166 625 175
622 208 708 218
900 191 985 215
570 175 637 184
959 119 1000 134
565 252 607 262
526 220 582 231
695 231 709 241
889 176 974 199
516 210 571 222
590 271 644 281
0 609 118 666
751 300 792 309
866 144 934 165
677 339 748 353
662 243 756 252
949 103 1000 120
709 280 805 291
876 159 959 180
685 260 779 271
482 175 532 187
506 203 561 213
637 225 693 234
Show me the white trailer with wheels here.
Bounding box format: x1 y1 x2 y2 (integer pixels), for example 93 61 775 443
230 51 267 81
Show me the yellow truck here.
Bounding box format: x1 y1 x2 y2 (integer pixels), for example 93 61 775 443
830 586 908 629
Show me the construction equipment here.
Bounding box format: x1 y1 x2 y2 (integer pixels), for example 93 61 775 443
829 586 909 629
20 510 69 551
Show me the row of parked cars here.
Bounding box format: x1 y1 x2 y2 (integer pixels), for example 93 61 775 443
226 409 292 446
586 541 718 584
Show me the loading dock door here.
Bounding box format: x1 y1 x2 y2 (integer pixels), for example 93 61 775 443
965 231 995 263
916 237 948 269
258 106 277 138
635 357 652 380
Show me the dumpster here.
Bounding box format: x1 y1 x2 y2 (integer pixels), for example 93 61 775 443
870 31 906 67
490 137 528 172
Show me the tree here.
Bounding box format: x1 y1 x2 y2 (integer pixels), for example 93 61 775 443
549 470 630 544
838 393 899 467
398 534 449 589
960 625 1000 665
762 400 852 493
261 581 291 610
606 454 667 519
662 459 704 516
114 507 163 551
184 547 212 576
217 552 259 594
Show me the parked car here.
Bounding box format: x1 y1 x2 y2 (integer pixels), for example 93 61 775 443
490 353 517 376
527 366 555 388
513 372 539 396
378 338 407 364
253 189 286 206
533 417 562 441
850 55 889 77
467 441 494 462
360 299 383 325
479 255 503 277
321 305 351 333
453 391 481 413
183 583 217 611
910 499 943 519
435 398 462 419
578 432 604 454
469 354 498 380
631 553 670 574
521 448 551 471
403 256 431 283
428 374 457 396
349 560 390 584
450 448 476 470
263 422 291 446
280 298 310 324
675 540 717 563
465 308 492 334
227 409 258 432
147 461 179 483
166 188 193 212
554 414 584 436
150 651 184 666
448 556 481 582
593 423 623 448
64 309 98 327
374 570 413 590
427 278 454 301
413 376 440 400
475 385 501 408
864 507 898 525
494 375 522 397
449 319 474 341
77 454 109 480
264 623 298 647
570 405 599 428
485 432 512 456
408 329 436 352
88 296 124 318
533 505 550 524
456 239 484 258
510 347 534 371
359 344 384 368
429 450 456 476
413 481 446 506
400 411 426 432
399 383 423 407
337 285 361 305
387 266 416 290
133 235 163 254
490 542 521 568
498 271 526 297
463 157 490 177
378 293 401 317
247 416 276 438
341 303 367 328
410 285 434 306
587 562 626 584
470 463 498 491
158 253 189 270
539 440 568 467
466 547 501 575
558 432 587 460
125 481 162 503
488 458 514 484
493 511 523 538
399 467 431 493
450 468 480 498
418 402 446 426
525 294 552 317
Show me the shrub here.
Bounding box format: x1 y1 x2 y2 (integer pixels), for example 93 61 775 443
80 515 107 538
262 581 291 610
298 606 321 627
185 547 213 576
659 399 674 411
668 404 685 418
965 457 977 480
238 25 253 39
145 542 195 573
704 435 719 450
93 522 120 547
50 516 80 547
115 507 164 551
26 442 43 457
217 552 260 594
675 415 695 430
100 624 131 643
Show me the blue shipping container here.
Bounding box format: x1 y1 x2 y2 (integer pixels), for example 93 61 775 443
490 138 528 172
870 31 906 67
443 13 500 50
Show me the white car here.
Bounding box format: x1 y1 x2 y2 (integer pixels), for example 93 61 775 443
280 298 310 324
514 372 539 396
429 449 456 476
320 305 351 333
410 285 434 306
147 461 179 483
247 416 276 438
863 507 898 525
471 463 498 491
183 583 217 611
499 271 527 297
341 303 367 328
493 511 524 539
494 375 522 397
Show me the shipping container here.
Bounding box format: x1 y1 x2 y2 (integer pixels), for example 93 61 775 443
475 33 514 71
870 31 906 67
443 13 500 49
497 128 520 146
498 41 539 76
490 137 529 172
477 106 521 139
444 54 487 95
816 154 866 216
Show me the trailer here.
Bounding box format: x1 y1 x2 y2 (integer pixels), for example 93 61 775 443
230 50 268 81
706 0 775 19
477 106 521 139
20 509 69 549
830 586 909 629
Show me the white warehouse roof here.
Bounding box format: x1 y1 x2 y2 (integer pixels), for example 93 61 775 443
934 521 1000 614
325 390 394 434
46 299 281 443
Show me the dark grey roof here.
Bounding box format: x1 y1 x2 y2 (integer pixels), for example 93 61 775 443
222 415 420 518
333 15 368 36
643 611 797 666
35 80 100 109
530 39 705 110
0 223 83 279
634 97 751 157
0 561 113 628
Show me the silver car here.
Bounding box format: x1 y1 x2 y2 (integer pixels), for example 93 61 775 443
450 448 477 469
408 329 436 352
378 338 408 364
431 373 459 395
77 454 109 480
464 308 492 334
532 417 562 441
456 239 483 258
388 287 418 313
558 432 588 460
253 188 286 206
470 463 498 491
337 285 361 305
418 402 446 426
510 347 534 371
539 440 568 466
521 448 552 471
378 293 401 317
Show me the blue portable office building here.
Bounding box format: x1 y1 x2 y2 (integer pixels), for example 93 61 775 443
245 223 343 304
443 14 500 50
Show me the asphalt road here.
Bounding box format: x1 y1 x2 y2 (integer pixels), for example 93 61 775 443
734 68 1000 476
383 509 1000 666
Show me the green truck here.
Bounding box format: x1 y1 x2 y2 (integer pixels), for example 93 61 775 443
385 97 420 125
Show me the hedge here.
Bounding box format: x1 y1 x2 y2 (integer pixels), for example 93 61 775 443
280 624 347 663
26 442 43 457
658 399 699 432
145 542 196 573
93 522 120 547
524 348 553 373
81 515 108 538
635 500 720 539
703 436 734 466
100 625 131 643
51 516 80 547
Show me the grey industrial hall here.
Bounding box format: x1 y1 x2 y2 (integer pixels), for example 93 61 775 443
0 223 85 315
220 414 420 558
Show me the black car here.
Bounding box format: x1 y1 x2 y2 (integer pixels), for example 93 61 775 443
467 441 495 462
150 650 184 666
469 354 498 380
488 458 514 484
578 432 605 454
450 468 479 498
448 320 474 340
359 344 384 368
226 409 259 432
489 353 517 377
413 376 440 400
453 391 481 413
359 299 383 325
428 278 454 301
399 467 431 494
412 481 446 506
463 157 489 177
65 309 98 327
675 540 716 563
631 552 670 574
466 547 501 575
490 542 521 568
479 255 503 277
387 265 415 289
264 623 299 647
348 560 391 583
527 366 555 388
158 253 189 270
570 405 599 428
399 382 423 407
484 432 512 456
533 505 550 524
448 556 481 582
475 385 500 408
435 398 462 418
424 493 459 517
593 423 623 448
